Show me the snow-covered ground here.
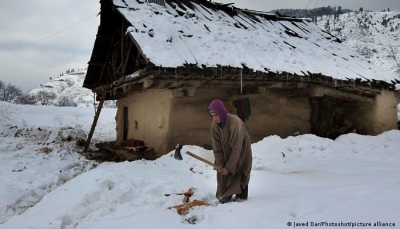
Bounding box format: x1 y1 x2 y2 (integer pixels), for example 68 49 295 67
1 102 399 229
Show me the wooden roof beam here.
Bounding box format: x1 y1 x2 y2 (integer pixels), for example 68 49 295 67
311 85 373 103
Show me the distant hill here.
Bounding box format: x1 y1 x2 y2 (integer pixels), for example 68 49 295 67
273 7 400 74
14 69 116 108
316 11 400 73
272 6 353 22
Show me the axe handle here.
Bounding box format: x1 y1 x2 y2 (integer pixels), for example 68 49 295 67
186 151 219 170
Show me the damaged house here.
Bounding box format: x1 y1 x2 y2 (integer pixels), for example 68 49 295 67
83 0 399 157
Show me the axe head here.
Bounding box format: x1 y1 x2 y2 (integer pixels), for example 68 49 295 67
174 144 183 160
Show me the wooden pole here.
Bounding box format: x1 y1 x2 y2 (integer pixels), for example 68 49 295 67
83 31 117 154
83 84 110 153
82 25 133 153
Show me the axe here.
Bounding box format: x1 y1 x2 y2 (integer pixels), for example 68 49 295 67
174 144 219 170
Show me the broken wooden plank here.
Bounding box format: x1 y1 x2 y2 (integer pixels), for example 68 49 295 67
168 200 209 215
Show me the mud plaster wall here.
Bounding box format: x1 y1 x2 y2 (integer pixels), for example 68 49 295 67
114 88 397 156
116 89 173 155
166 89 229 153
344 90 397 134
167 89 311 153
228 91 310 141
395 91 400 104
116 88 311 156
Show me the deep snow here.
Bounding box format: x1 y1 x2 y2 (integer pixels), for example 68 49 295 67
0 101 399 229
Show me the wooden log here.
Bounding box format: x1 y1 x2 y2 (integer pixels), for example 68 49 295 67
167 200 209 215
164 187 195 197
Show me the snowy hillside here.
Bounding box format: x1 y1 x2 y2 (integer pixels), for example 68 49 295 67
316 11 400 73
1 102 400 228
22 70 115 108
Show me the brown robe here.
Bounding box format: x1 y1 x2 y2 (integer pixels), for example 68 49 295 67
210 113 252 200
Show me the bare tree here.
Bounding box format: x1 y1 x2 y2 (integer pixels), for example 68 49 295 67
36 91 57 105
0 80 4 101
388 45 400 73
55 95 77 107
0 82 23 102
13 94 38 105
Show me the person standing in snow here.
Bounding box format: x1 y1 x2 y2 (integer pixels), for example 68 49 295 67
207 99 252 203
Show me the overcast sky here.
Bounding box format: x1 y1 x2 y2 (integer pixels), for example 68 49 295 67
0 0 399 93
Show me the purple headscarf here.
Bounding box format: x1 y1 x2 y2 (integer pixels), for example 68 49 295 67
207 99 228 126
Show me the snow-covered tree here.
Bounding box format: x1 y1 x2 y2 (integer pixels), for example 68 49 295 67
36 91 57 106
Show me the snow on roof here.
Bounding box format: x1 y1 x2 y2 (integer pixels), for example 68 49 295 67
113 0 398 82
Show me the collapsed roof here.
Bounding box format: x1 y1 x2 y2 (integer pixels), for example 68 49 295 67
84 0 399 90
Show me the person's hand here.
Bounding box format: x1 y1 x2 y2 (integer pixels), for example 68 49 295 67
218 167 229 175
215 165 222 171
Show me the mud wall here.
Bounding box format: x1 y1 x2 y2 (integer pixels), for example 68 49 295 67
344 90 398 134
115 88 397 157
228 91 310 142
167 89 311 151
166 89 229 152
116 89 173 155
115 88 311 156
